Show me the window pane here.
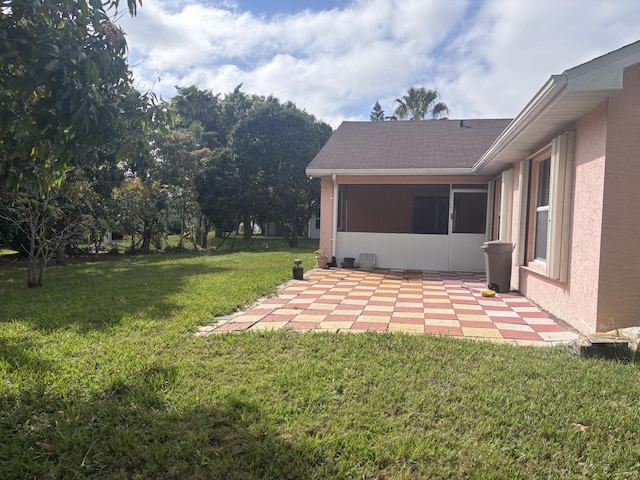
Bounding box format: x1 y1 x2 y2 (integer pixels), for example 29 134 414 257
413 195 449 234
452 192 487 234
537 158 551 207
535 208 548 260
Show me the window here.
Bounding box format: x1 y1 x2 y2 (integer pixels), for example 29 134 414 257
314 206 320 229
534 157 551 260
520 132 575 282
452 192 487 234
412 185 450 234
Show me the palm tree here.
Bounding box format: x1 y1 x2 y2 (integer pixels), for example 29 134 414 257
393 87 449 120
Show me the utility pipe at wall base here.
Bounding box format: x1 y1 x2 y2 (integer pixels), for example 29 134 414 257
331 173 338 258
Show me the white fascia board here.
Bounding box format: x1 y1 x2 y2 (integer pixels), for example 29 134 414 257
305 168 477 177
565 41 640 90
472 76 567 173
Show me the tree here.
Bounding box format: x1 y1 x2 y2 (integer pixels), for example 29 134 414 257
111 178 166 254
229 98 332 247
0 176 97 286
195 148 242 241
150 129 210 249
370 101 386 121
393 87 449 120
0 0 169 286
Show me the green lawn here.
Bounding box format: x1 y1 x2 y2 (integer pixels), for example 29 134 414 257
1 243 639 479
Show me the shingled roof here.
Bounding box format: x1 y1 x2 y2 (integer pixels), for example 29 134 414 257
306 119 512 176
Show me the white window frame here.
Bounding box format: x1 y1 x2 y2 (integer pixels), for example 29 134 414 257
517 132 575 283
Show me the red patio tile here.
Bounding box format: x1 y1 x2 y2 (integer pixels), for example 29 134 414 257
243 309 276 316
390 317 425 325
488 316 528 325
499 330 544 341
479 305 513 312
335 304 364 310
262 298 288 305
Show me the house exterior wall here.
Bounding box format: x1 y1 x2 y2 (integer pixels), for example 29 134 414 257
596 65 640 330
319 176 334 256
517 102 607 333
514 65 640 333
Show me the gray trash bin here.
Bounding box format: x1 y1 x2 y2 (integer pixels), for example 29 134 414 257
481 241 513 293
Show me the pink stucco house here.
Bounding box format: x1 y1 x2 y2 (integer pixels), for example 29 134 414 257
306 40 640 334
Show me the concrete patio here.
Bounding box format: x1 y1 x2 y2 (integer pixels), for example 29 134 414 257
198 268 580 346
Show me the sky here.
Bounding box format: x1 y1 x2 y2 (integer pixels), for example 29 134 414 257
115 0 639 127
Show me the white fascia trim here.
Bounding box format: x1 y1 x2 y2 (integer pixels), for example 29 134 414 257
305 168 477 177
472 76 567 173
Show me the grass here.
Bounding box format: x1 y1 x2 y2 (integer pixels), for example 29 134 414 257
1 240 640 479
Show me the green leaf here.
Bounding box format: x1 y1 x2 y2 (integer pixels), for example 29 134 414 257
44 59 61 72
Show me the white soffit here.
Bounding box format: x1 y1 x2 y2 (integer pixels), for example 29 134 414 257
474 40 640 175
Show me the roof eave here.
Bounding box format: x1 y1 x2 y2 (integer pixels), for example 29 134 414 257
472 75 567 173
473 41 640 175
305 168 478 177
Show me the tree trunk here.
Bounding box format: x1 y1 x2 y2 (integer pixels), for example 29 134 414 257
55 243 66 266
201 217 210 249
242 214 251 240
27 253 39 288
141 219 153 253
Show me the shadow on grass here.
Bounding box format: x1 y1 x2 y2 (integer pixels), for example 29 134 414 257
0 365 323 479
0 255 233 332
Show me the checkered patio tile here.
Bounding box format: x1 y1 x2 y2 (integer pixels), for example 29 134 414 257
200 268 580 346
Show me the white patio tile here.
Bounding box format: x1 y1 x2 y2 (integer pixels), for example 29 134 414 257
523 317 557 325
485 310 520 317
537 331 580 342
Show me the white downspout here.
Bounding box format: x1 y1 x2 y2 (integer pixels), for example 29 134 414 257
331 173 338 258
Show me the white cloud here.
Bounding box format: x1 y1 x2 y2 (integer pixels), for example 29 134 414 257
118 0 640 127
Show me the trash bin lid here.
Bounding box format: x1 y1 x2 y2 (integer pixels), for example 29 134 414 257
481 240 514 252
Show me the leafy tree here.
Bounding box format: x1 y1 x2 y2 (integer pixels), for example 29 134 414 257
393 86 449 120
0 0 169 286
171 85 221 148
370 101 386 121
229 98 332 246
195 148 242 241
111 178 166 254
0 174 98 286
150 129 211 248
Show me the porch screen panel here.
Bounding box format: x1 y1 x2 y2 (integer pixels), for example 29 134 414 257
452 192 487 234
413 185 450 235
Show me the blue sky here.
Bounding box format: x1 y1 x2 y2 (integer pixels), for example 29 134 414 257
117 0 639 127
